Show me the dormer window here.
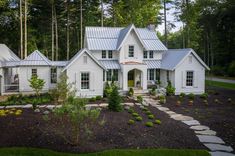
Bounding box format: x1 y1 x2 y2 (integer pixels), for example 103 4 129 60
108 50 113 58
143 51 148 58
128 45 134 57
149 51 154 58
102 50 106 58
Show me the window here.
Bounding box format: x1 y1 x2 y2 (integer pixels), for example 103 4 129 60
143 51 148 58
155 69 160 81
81 72 89 89
113 69 118 81
149 51 154 58
32 69 37 77
51 68 57 83
167 71 170 81
108 50 113 58
83 55 87 64
186 71 194 86
106 70 112 81
103 70 105 81
149 69 154 80
189 55 192 64
128 45 134 57
102 50 106 58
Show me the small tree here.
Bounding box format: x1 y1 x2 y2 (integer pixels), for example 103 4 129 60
108 85 122 112
28 75 45 97
166 81 175 96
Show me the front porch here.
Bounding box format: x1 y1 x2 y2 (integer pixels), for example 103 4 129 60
1 67 19 94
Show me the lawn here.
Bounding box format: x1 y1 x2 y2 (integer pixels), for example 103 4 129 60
206 80 235 90
0 148 210 156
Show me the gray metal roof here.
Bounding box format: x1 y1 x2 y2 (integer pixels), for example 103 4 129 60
0 44 20 67
85 25 167 51
143 60 161 69
51 61 68 67
99 60 121 69
24 50 51 65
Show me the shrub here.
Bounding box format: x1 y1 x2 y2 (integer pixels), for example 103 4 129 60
155 119 161 124
188 93 195 100
148 114 154 119
89 97 96 102
135 116 143 121
228 61 235 76
149 86 156 96
179 92 186 97
132 112 139 117
46 97 100 146
137 95 143 104
108 85 122 112
145 110 152 115
145 121 154 127
200 93 208 99
128 108 134 113
128 119 135 125
104 82 112 97
211 65 226 76
142 107 148 112
95 96 102 101
166 81 175 96
128 88 134 97
28 75 45 97
159 95 166 104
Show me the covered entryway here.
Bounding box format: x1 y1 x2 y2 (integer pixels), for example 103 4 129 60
127 69 143 89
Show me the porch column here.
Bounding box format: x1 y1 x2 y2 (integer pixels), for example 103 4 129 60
122 68 128 91
142 69 147 90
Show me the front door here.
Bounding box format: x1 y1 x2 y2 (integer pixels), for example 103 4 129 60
128 70 134 87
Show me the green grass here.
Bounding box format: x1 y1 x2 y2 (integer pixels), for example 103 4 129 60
206 80 235 90
0 147 210 156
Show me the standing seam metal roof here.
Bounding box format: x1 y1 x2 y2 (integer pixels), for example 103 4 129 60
99 60 121 69
143 60 161 69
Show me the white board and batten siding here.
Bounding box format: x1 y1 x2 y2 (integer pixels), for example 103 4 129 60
174 54 205 95
66 52 104 98
18 66 51 92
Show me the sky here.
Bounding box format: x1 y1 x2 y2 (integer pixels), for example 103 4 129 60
156 3 183 34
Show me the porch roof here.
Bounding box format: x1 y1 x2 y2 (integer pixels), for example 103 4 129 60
143 60 161 69
99 60 121 69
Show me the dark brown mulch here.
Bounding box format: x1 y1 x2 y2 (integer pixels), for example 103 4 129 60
164 86 235 152
0 104 205 153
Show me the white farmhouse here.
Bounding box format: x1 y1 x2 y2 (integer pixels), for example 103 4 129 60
0 24 209 97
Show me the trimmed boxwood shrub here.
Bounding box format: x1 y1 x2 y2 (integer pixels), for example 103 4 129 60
200 93 208 99
188 93 195 100
155 119 161 125
132 112 139 117
145 110 152 115
145 122 154 127
148 114 154 119
135 116 143 121
128 119 135 125
128 108 134 113
142 107 148 112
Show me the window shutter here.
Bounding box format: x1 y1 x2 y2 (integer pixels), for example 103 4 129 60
182 71 186 88
193 71 198 88
77 73 80 91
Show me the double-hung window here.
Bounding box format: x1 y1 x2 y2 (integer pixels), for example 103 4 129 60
102 50 106 58
149 51 154 58
149 69 155 80
32 69 37 77
108 50 113 58
106 70 112 81
128 45 134 57
51 68 57 83
106 69 118 81
113 69 118 81
143 51 148 59
81 72 90 89
186 71 194 86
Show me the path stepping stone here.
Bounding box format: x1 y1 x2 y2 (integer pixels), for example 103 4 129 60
157 107 169 111
170 114 182 118
204 143 233 152
196 135 225 144
182 120 200 126
86 104 99 107
5 105 22 108
190 125 210 131
46 105 55 109
99 103 108 107
22 104 32 108
173 115 194 121
38 105 47 108
55 105 62 108
135 103 141 106
210 151 235 156
0 106 5 109
195 130 216 136
165 111 176 115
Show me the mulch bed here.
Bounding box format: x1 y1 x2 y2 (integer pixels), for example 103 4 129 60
164 86 235 151
0 103 205 153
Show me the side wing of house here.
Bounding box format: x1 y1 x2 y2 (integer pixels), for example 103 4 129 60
64 49 105 98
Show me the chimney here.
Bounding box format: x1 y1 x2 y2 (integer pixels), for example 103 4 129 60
147 24 156 31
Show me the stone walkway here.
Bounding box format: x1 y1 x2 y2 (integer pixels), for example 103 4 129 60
141 95 235 156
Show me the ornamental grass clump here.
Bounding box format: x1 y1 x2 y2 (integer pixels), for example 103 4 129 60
135 116 143 121
132 112 139 117
128 119 135 125
145 121 154 127
155 119 161 125
148 114 154 119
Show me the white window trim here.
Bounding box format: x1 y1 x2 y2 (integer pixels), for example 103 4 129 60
80 72 90 91
185 71 194 88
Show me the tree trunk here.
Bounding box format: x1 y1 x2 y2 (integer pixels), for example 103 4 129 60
54 4 58 61
80 0 83 48
24 0 27 58
101 0 103 27
20 0 23 59
163 0 167 47
66 0 70 60
51 1 55 61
